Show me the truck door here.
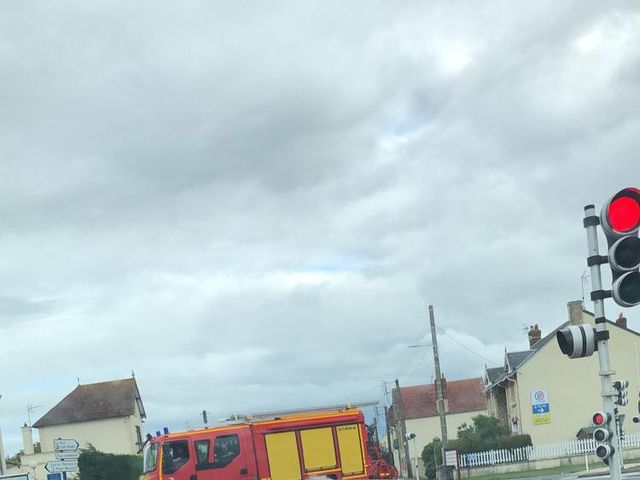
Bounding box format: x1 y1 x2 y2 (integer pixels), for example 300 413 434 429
161 437 197 480
193 428 251 480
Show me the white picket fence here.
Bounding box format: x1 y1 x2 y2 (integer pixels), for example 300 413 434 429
459 432 640 468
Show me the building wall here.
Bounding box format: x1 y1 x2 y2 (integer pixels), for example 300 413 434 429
517 315 640 445
406 409 489 455
488 387 509 428
39 414 143 455
7 451 56 480
12 412 144 480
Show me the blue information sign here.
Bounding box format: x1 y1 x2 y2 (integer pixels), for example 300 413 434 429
532 403 549 414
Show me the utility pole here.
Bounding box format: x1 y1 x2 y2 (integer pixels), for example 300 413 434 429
0 394 5 475
384 405 394 466
0 427 6 475
394 379 412 479
429 305 448 480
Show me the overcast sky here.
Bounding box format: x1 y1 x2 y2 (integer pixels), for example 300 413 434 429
1 0 639 455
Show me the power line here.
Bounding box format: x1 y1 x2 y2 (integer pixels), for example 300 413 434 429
405 347 429 380
345 383 385 402
436 326 499 366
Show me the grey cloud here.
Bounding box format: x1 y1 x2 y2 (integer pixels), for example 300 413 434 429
1 0 639 454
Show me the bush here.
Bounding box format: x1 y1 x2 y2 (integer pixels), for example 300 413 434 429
77 445 143 480
455 415 510 454
497 434 532 450
421 438 444 480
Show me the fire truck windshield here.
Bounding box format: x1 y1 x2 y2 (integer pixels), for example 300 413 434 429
142 442 159 473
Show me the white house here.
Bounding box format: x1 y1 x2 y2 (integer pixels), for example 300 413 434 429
389 377 488 477
484 300 640 445
9 377 146 479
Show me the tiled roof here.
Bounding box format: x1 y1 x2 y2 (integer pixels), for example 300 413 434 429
485 367 504 384
34 378 145 428
506 351 535 370
393 378 487 420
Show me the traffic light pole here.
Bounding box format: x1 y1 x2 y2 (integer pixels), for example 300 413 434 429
584 204 622 480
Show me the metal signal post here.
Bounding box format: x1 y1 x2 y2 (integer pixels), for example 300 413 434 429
584 204 622 479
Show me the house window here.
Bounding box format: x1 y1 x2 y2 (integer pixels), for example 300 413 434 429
136 426 143 451
508 386 516 403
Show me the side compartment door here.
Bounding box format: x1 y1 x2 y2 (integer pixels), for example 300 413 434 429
194 428 251 480
336 424 365 478
264 431 302 480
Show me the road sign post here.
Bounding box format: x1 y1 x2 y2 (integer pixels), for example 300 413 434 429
45 461 78 474
47 438 79 477
53 439 78 451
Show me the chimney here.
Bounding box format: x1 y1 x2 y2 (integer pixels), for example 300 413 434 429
616 313 628 329
528 324 542 348
567 300 584 326
21 424 34 455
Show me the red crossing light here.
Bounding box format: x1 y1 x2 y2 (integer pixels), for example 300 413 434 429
604 188 640 235
602 188 640 307
593 411 609 426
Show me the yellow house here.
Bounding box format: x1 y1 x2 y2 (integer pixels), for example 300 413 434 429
390 378 488 476
485 300 640 446
10 377 146 479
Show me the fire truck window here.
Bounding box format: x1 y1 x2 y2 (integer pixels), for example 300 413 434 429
143 443 158 473
213 434 240 467
162 440 190 474
195 440 211 466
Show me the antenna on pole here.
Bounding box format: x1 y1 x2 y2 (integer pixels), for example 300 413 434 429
27 404 42 427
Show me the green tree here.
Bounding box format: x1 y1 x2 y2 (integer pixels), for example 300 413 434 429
455 415 511 453
420 438 443 480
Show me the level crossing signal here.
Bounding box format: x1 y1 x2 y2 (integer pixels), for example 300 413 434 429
601 188 640 307
592 411 615 464
613 380 629 406
556 324 596 358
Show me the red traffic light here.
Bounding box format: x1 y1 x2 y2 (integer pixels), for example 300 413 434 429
593 411 610 426
603 188 640 235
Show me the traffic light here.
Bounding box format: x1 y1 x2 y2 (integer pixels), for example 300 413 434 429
613 380 629 406
601 188 640 307
593 411 614 464
556 324 596 358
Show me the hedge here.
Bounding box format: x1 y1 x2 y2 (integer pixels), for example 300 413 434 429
77 445 143 480
497 434 533 450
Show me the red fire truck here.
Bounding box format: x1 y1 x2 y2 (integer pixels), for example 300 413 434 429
140 407 397 480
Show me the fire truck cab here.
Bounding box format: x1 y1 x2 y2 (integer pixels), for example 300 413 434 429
140 408 395 480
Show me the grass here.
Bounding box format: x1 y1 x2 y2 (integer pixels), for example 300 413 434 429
468 463 587 479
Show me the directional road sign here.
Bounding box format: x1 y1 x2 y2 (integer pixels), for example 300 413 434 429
45 461 78 473
55 450 80 460
53 439 79 451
